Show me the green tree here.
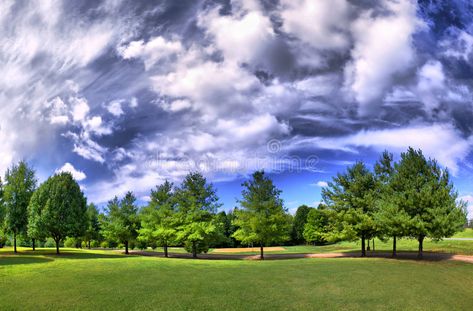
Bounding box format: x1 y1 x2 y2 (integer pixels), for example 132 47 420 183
291 205 312 244
322 162 377 257
175 172 221 258
3 161 37 253
101 192 140 254
27 172 87 254
139 181 177 257
84 203 101 249
232 171 291 260
0 177 5 248
303 205 332 245
392 148 467 258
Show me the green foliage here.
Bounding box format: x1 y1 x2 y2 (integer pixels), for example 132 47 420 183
138 181 177 255
84 203 101 247
322 162 377 255
3 161 37 251
27 172 87 253
303 206 333 244
232 171 291 255
291 205 312 244
100 192 140 254
174 172 222 257
44 237 56 248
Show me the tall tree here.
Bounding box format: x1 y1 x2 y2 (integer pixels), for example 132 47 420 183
175 172 221 258
27 172 87 254
101 192 140 254
392 148 467 258
303 205 331 245
291 205 312 244
322 162 377 257
232 171 291 260
3 161 37 253
84 203 101 249
0 177 5 248
139 181 177 257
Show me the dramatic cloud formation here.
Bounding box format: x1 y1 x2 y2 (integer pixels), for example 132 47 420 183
1 0 473 214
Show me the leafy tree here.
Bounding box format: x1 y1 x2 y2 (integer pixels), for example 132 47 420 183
291 205 312 244
27 172 87 254
101 192 140 254
303 205 332 245
373 151 410 257
322 162 377 257
0 177 5 248
139 181 177 257
3 161 37 253
233 171 291 259
175 172 221 258
391 148 467 258
84 203 101 249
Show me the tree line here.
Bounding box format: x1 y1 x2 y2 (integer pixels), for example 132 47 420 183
0 147 468 259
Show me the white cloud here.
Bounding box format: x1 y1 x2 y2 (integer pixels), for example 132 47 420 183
416 60 446 112
107 100 124 117
313 181 328 188
344 0 423 115
70 96 90 122
56 162 87 181
459 195 473 218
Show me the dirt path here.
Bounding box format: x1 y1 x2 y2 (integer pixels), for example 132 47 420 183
129 250 473 264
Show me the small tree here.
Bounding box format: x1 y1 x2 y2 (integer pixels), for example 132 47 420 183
139 181 177 257
84 203 101 249
232 171 291 260
27 172 87 254
303 206 331 245
322 162 377 257
175 172 221 258
3 161 37 253
101 192 140 254
291 205 312 245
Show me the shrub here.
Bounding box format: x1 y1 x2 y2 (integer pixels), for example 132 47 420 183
44 238 56 248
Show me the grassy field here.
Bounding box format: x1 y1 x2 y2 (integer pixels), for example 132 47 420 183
452 228 473 238
1 248 473 310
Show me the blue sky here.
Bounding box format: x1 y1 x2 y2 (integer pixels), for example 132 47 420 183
1 0 473 217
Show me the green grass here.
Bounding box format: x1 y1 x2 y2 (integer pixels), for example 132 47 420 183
452 228 473 238
1 248 473 310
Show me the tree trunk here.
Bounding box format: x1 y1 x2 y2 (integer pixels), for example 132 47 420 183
367 239 371 251
192 241 197 258
361 234 366 257
373 239 375 252
14 233 17 253
260 244 264 260
55 239 60 255
125 240 129 254
392 235 397 257
32 238 36 251
418 236 424 259
88 241 91 249
164 244 168 258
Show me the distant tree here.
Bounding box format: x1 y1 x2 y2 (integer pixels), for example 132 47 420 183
139 181 177 257
3 161 37 253
101 192 140 254
322 162 377 257
27 172 87 254
0 177 5 248
391 148 467 258
291 205 312 244
175 172 221 258
84 203 101 249
303 205 332 245
232 171 291 260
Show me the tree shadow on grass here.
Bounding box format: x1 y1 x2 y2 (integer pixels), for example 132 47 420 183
0 256 54 266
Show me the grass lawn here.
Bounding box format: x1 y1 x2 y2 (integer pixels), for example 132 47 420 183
1 248 473 310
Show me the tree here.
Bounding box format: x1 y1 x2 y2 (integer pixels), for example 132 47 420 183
392 148 467 258
3 161 37 253
139 181 177 257
322 162 377 257
27 172 87 254
291 205 312 245
175 172 221 258
232 171 291 260
0 177 5 248
84 203 101 249
303 205 332 245
101 192 140 254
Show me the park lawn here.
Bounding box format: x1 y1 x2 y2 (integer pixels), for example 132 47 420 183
1 248 473 310
452 228 473 238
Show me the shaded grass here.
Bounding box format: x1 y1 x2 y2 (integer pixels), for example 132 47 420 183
1 249 473 310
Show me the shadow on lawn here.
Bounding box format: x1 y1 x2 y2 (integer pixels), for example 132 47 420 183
0 256 54 266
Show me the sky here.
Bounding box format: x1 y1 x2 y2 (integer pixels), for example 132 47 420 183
1 0 473 216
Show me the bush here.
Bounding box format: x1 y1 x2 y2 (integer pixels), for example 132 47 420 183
100 241 109 249
91 240 100 248
44 238 56 248
64 237 76 248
